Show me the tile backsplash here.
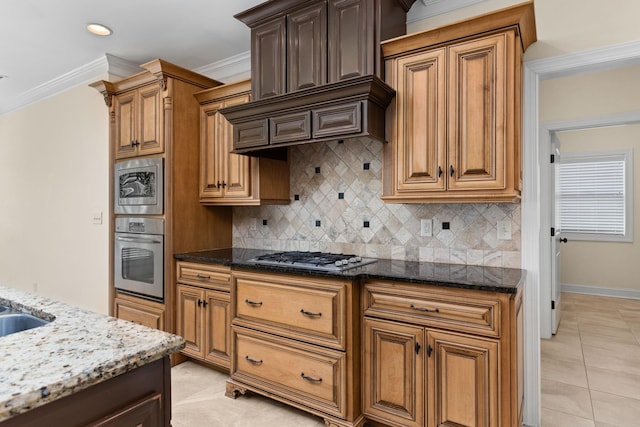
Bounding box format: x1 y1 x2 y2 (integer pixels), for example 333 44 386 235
232 138 521 268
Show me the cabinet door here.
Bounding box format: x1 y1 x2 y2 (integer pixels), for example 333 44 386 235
204 289 231 368
394 49 446 194
199 101 225 200
252 17 286 100
447 32 510 191
114 91 137 159
176 285 204 358
137 83 164 156
328 0 373 82
288 2 327 92
114 297 164 330
89 393 161 427
427 330 498 427
222 94 252 199
363 318 425 427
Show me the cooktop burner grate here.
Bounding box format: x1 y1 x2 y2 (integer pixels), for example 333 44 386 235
248 251 377 272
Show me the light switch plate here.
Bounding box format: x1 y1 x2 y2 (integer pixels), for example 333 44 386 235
497 219 512 240
420 219 433 237
92 212 103 225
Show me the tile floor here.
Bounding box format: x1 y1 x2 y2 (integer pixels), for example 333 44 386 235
541 292 640 427
171 291 640 427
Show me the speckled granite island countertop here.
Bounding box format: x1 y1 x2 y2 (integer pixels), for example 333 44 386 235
0 286 185 422
175 247 525 293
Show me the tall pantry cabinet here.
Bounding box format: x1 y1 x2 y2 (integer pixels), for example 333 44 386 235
91 60 233 334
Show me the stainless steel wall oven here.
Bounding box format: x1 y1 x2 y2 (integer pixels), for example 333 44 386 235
114 217 164 301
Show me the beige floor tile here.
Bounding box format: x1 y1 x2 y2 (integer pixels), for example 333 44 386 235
580 329 639 348
541 408 595 427
541 334 584 363
595 423 623 427
582 344 640 376
591 391 640 426
619 309 640 322
541 357 588 388
586 366 640 400
577 313 630 330
541 379 593 419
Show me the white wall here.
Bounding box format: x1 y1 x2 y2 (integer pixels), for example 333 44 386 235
0 82 109 314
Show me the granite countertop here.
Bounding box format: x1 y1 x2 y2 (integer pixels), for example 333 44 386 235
0 286 185 422
175 248 525 293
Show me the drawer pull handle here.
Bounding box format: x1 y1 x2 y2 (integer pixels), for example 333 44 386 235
196 274 211 279
300 373 322 383
245 356 263 365
245 299 263 307
410 304 439 313
300 309 322 317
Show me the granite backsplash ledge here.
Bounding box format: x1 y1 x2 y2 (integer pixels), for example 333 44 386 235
232 138 521 268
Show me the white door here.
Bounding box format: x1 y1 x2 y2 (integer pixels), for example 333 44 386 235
550 135 564 334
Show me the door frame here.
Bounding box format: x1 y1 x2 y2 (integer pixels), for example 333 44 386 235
521 40 640 426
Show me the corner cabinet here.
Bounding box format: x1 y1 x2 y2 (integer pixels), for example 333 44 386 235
381 2 536 203
175 261 232 369
362 280 524 427
195 80 290 205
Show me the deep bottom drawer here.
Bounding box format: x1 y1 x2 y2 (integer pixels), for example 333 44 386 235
231 326 346 418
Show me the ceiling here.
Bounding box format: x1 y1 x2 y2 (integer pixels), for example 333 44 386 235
0 0 265 115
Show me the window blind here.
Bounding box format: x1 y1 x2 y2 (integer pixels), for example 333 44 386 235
558 158 625 235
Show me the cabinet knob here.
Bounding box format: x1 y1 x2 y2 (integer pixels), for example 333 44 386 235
131 140 140 147
216 181 221 189
221 180 227 188
449 165 454 177
438 166 443 178
197 299 202 307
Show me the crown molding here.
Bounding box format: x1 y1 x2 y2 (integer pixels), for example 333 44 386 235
407 0 488 24
0 54 140 116
193 50 251 84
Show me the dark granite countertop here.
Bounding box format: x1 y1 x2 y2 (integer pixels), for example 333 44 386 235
175 248 525 294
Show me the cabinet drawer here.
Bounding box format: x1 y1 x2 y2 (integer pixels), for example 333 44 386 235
114 296 164 331
270 112 311 144
176 262 230 291
363 281 501 337
233 271 347 350
232 327 346 418
312 102 361 138
234 119 269 149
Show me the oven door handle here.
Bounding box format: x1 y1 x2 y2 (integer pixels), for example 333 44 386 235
115 236 162 244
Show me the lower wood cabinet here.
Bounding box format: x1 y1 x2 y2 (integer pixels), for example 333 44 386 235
363 280 523 427
114 293 165 331
226 270 363 427
175 262 231 369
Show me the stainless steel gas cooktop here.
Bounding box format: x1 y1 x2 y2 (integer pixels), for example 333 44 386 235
248 251 377 272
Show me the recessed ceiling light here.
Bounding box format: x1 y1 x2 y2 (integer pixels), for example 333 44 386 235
86 23 113 36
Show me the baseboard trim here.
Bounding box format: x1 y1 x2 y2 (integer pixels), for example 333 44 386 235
561 283 640 300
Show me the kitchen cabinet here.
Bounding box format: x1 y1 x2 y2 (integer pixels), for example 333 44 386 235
195 80 290 206
113 83 163 159
362 280 523 427
91 60 233 336
175 262 231 369
381 2 536 203
114 293 165 330
226 270 363 427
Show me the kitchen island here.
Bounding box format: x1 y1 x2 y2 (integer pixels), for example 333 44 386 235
0 285 184 426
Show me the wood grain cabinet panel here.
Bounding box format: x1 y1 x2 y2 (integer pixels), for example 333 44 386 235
288 2 327 92
195 80 290 206
270 112 312 144
328 0 373 82
252 17 286 100
114 295 165 331
176 262 231 370
362 280 523 427
382 2 536 203
113 83 163 159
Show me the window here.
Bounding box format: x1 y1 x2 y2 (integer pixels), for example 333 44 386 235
558 149 633 242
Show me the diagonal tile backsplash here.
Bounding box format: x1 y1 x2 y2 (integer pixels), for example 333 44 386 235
233 138 521 268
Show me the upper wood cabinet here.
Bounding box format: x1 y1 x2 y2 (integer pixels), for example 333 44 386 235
113 83 164 159
195 80 290 206
382 2 536 203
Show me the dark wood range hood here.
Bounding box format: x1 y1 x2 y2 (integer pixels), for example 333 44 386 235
220 0 416 158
